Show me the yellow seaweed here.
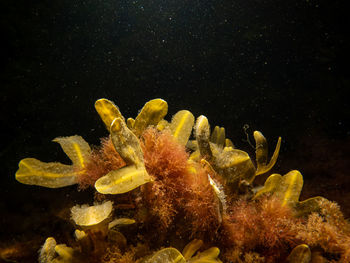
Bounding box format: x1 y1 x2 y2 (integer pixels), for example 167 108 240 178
52 135 91 169
225 138 234 148
15 158 77 188
253 131 268 169
143 241 222 263
39 238 81 263
286 244 311 263
53 245 76 263
182 239 203 260
16 97 345 263
95 165 151 194
275 170 304 207
110 117 144 168
189 149 201 161
254 170 303 207
187 247 222 263
39 237 57 263
210 126 226 148
183 239 222 263
193 118 258 186
108 218 136 229
170 110 195 146
142 247 186 263
253 173 283 200
254 131 281 176
95 100 155 195
71 201 113 227
254 170 327 216
52 244 83 263
74 229 87 241
127 117 135 129
95 98 125 131
195 115 212 159
15 135 91 188
133 98 168 136
215 147 256 184
156 119 169 131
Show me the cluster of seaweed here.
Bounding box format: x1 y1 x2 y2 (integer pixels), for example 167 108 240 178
13 98 350 263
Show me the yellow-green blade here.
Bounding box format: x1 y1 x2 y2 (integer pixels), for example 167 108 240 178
15 158 77 188
254 131 268 171
275 170 303 207
189 150 201 162
195 115 212 159
95 165 151 194
95 98 125 131
286 244 311 263
52 244 75 262
133 98 168 136
157 119 169 131
225 138 234 148
170 110 195 146
53 135 91 169
110 117 144 167
143 248 186 263
210 126 225 148
108 218 136 229
182 239 203 260
127 117 135 129
188 247 222 263
215 147 256 184
186 140 198 151
255 136 282 176
39 237 56 263
253 173 282 200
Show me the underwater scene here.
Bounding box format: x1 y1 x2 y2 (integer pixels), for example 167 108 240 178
1 0 349 263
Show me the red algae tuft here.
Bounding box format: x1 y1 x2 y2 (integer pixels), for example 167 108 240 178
141 127 189 179
77 136 126 190
220 196 301 261
140 127 220 240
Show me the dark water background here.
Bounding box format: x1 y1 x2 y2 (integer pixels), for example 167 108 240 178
0 0 349 256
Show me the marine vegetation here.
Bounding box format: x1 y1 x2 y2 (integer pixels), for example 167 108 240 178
8 98 350 262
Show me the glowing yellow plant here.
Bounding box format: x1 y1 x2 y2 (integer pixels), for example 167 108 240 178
253 170 327 216
13 97 347 263
142 239 222 263
190 114 281 188
286 244 311 263
16 135 91 188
